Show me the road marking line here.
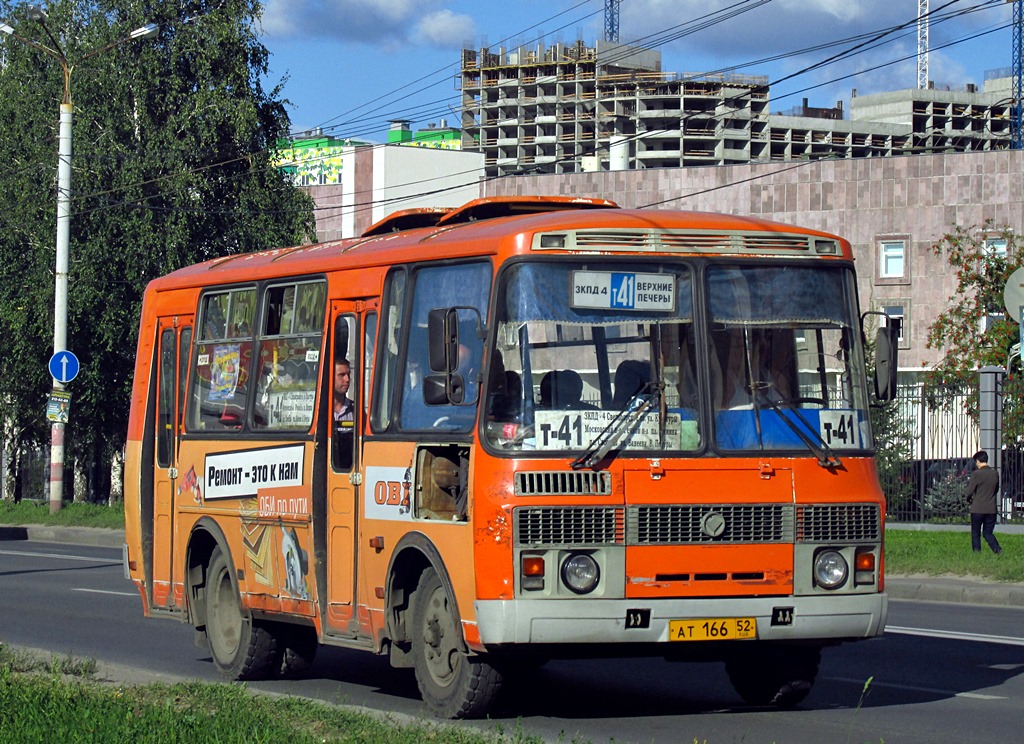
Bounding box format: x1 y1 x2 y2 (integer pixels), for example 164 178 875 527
989 664 1024 671
828 676 1006 700
0 548 119 564
887 625 1024 647
72 588 137 597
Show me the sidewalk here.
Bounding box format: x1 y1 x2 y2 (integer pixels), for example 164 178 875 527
4 524 1024 608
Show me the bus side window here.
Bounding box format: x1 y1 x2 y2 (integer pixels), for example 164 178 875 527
157 329 176 467
188 287 256 431
251 281 325 431
371 270 407 431
332 315 356 471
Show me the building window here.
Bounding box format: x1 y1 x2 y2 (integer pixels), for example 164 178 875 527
876 300 910 349
983 237 1007 258
879 240 906 278
982 312 1003 333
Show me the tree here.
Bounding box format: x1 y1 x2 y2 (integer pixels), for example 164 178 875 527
925 222 1024 442
0 0 316 501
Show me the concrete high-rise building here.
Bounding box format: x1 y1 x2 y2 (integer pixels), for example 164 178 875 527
460 40 1014 178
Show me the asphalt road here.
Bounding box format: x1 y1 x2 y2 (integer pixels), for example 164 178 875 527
2 540 1022 743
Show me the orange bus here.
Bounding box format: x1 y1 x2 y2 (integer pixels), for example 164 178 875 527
124 195 897 718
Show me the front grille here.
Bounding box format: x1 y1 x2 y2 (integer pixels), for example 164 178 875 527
797 504 881 543
628 504 794 544
515 506 624 546
515 470 612 496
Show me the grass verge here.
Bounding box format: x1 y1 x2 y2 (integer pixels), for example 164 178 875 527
885 529 1024 581
0 643 535 744
0 500 125 529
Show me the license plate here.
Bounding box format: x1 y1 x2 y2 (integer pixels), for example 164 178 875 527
669 617 757 641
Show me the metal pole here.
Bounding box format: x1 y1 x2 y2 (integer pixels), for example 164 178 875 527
49 102 72 514
979 366 1006 518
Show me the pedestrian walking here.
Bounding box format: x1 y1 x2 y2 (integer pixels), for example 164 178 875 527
965 450 1003 554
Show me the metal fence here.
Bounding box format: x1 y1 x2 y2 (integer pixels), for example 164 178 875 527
879 380 1023 522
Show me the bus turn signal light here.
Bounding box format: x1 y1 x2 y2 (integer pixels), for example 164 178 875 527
523 556 545 576
855 552 875 571
521 555 545 591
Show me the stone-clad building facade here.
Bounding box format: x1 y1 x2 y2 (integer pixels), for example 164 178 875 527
481 150 1024 372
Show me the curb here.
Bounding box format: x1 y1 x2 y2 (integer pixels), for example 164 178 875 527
886 576 1024 608
0 524 125 549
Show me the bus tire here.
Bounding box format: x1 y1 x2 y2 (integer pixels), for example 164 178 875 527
205 547 278 680
273 624 318 679
725 645 820 708
411 569 502 719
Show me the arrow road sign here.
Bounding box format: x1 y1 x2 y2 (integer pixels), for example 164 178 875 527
48 350 80 384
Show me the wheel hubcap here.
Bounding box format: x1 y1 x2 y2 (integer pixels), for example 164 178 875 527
422 586 459 687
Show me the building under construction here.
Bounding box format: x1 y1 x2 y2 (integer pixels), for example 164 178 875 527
460 40 1014 178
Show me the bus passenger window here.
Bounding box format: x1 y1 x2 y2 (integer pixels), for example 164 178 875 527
251 281 326 431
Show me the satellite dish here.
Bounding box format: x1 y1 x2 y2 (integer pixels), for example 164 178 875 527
1003 266 1024 323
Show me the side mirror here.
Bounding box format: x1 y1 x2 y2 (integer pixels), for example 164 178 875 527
873 322 899 402
425 307 483 405
427 308 458 373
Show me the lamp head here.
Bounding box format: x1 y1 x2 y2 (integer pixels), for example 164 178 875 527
130 23 159 40
25 5 48 22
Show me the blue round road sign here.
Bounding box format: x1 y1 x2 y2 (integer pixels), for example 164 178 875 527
49 351 80 384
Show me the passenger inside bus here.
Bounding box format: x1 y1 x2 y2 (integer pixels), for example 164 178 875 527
612 359 651 409
333 358 354 470
538 370 595 410
485 351 524 422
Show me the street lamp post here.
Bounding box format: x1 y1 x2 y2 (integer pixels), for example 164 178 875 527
1 9 157 513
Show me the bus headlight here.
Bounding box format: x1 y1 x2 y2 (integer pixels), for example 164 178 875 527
561 553 600 594
813 550 848 589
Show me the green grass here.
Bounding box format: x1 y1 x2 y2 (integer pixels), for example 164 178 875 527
885 529 1024 582
0 500 125 529
0 645 536 744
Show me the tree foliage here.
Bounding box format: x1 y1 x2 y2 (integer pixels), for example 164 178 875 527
925 222 1024 441
0 0 315 498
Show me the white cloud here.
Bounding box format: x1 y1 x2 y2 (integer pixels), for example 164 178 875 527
262 0 435 43
415 10 476 48
615 0 1011 104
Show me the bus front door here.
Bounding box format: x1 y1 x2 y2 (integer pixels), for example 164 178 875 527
323 305 374 641
152 317 192 610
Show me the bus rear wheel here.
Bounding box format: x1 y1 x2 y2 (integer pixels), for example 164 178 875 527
725 644 821 708
272 623 318 678
205 547 278 680
411 570 502 719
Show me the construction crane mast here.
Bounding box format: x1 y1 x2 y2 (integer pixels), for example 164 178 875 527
604 0 620 43
917 0 929 89
1013 0 1023 149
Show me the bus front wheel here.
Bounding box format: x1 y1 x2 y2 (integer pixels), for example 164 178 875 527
410 569 502 719
205 547 278 680
725 644 821 707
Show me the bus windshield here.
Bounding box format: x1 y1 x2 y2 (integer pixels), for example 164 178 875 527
484 260 871 458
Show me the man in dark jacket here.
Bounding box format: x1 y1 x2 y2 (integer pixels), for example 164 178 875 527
965 450 1003 554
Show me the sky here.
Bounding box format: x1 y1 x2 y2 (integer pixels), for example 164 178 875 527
258 0 1019 141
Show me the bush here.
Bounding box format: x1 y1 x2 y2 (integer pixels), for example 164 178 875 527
924 472 970 519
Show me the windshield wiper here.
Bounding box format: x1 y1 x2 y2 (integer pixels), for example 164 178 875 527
751 383 841 469
570 383 661 470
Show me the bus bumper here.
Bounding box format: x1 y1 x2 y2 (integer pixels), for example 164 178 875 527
474 592 887 645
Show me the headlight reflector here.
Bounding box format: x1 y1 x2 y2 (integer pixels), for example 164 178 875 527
561 553 600 594
813 549 848 589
